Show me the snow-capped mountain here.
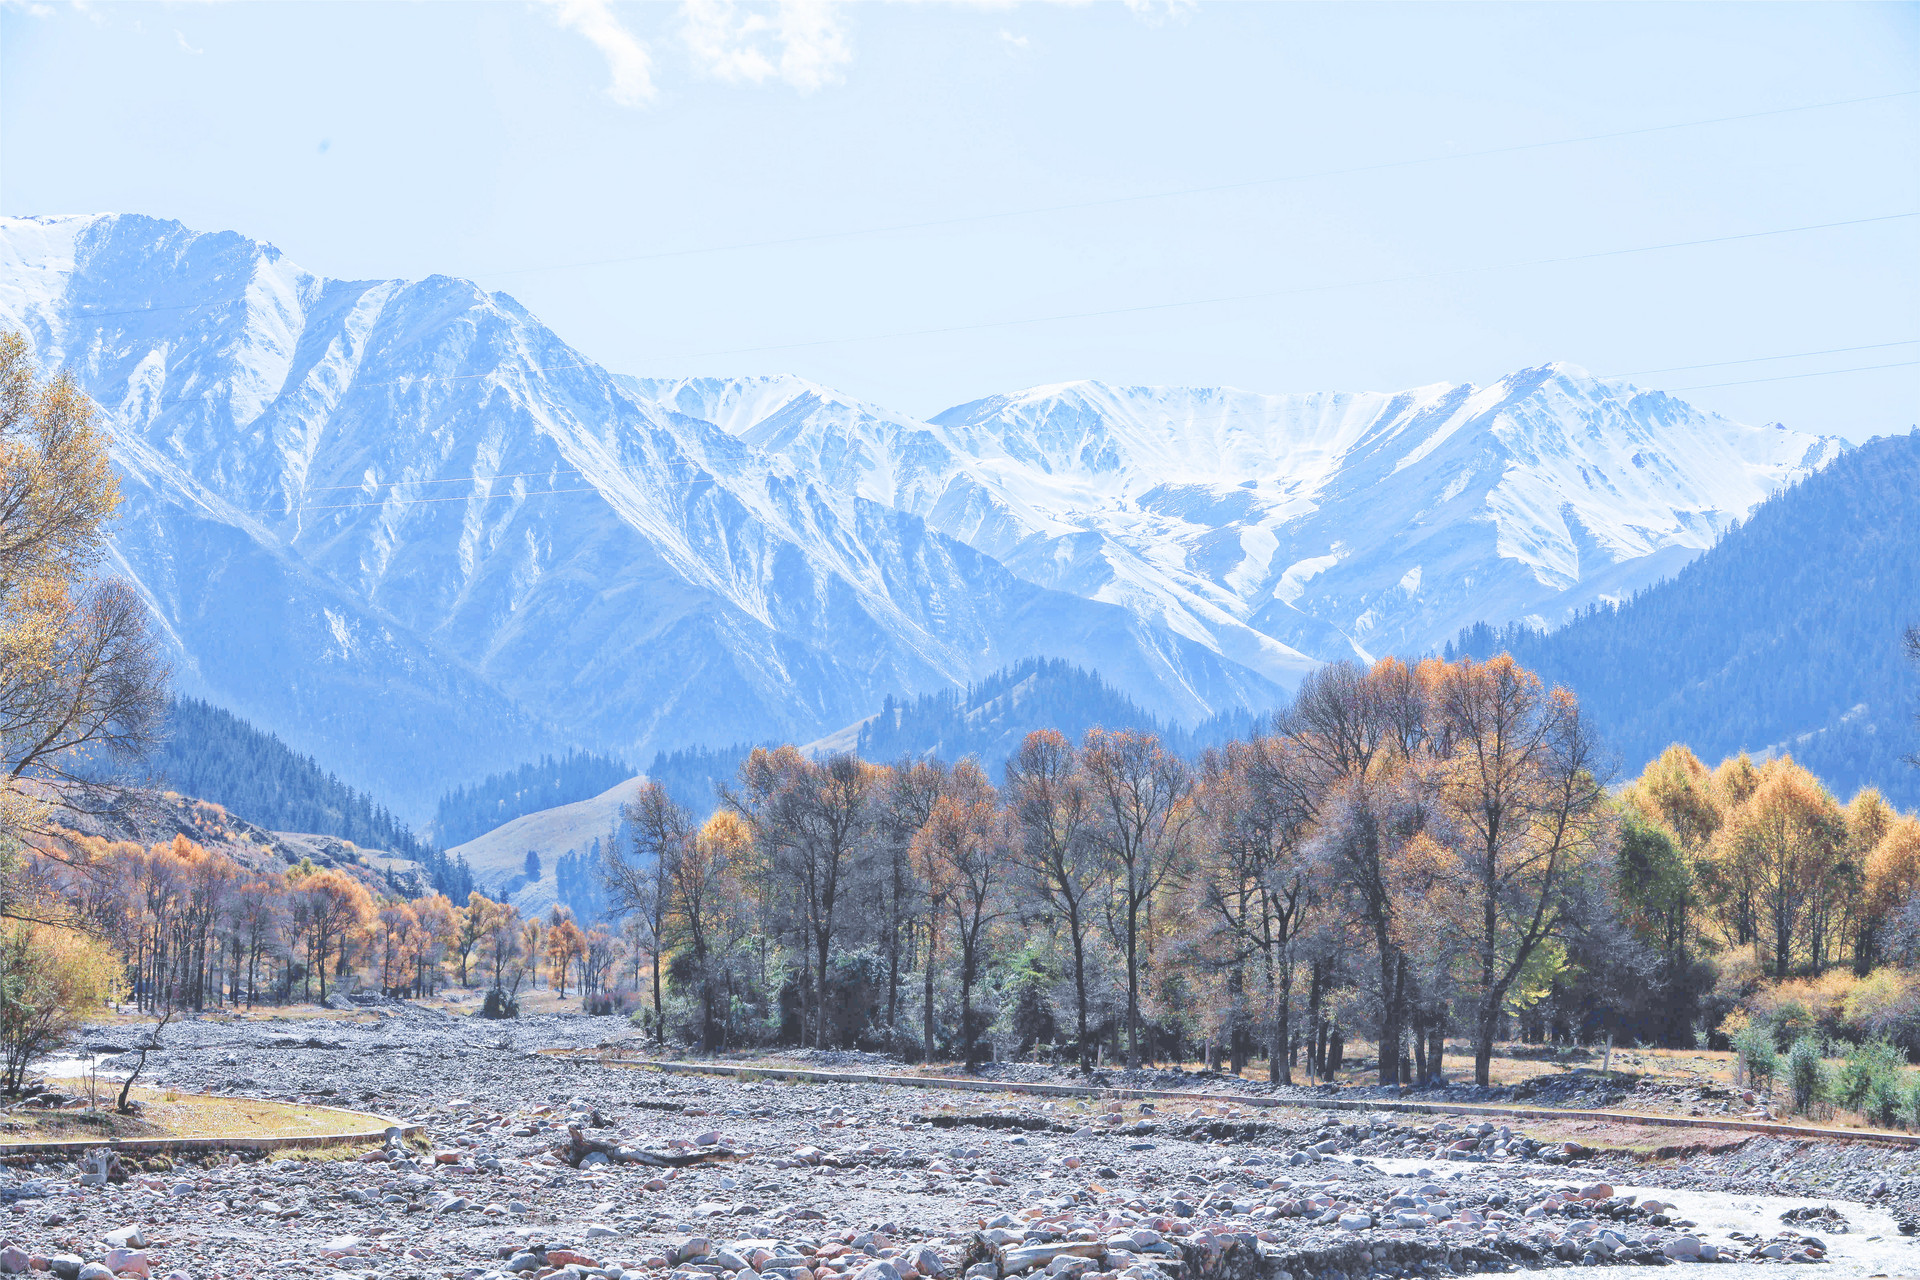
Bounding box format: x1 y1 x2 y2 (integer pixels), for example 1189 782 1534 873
0 212 1843 813
0 214 1278 813
630 372 1844 684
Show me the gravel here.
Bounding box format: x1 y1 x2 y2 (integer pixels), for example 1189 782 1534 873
2 1011 1918 1280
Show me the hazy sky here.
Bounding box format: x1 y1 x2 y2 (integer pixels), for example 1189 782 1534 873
3 1 1916 438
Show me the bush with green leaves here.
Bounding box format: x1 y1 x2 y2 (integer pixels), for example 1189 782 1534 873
1837 1038 1906 1115
1865 1071 1907 1127
1787 1037 1830 1114
1731 1022 1779 1091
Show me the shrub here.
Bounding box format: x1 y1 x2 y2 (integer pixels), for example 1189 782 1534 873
0 923 121 1094
480 988 519 1019
1731 1021 1779 1090
1787 1037 1830 1114
1866 1071 1907 1127
1841 969 1920 1056
1749 971 1860 1044
1837 1038 1906 1113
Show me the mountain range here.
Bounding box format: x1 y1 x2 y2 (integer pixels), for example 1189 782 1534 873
1452 429 1920 808
0 212 1846 817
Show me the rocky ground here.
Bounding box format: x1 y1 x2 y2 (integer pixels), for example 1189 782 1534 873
3 1008 1920 1280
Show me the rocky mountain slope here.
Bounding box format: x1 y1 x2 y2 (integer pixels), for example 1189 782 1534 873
1451 429 1920 807
0 214 1276 813
0 213 1842 813
632 372 1844 686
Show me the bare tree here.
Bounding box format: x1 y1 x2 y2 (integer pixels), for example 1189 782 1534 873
1196 734 1316 1082
1083 728 1196 1069
1004 730 1103 1073
728 749 877 1049
602 781 689 1046
911 761 1006 1069
1429 656 1611 1084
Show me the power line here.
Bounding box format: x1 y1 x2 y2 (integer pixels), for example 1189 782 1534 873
1664 358 1920 392
689 210 1920 358
53 88 1918 323
1607 340 1920 377
472 88 1920 279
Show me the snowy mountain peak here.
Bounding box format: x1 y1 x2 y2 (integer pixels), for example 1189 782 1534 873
1 214 1289 810
639 361 1842 689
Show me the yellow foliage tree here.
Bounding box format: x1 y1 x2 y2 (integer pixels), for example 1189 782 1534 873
0 921 120 1092
0 333 166 887
1712 758 1847 978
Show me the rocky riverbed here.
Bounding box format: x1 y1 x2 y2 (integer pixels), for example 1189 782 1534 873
4 1009 1920 1280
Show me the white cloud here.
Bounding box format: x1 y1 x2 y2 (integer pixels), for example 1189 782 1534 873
998 28 1028 51
174 29 202 54
1120 0 1196 23
538 0 657 107
680 0 851 93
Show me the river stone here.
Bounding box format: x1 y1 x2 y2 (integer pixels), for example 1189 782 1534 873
1661 1236 1702 1259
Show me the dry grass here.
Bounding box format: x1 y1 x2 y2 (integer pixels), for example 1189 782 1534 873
1 1082 384 1145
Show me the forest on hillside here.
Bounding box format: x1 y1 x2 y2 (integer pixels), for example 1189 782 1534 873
857 657 1262 774
1449 429 1920 808
431 749 634 847
152 698 471 898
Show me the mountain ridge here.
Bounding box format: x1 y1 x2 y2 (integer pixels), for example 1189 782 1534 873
1 213 1282 814
0 211 1846 812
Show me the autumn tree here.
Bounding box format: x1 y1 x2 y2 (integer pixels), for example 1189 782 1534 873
451 892 491 986
375 900 418 995
911 763 1007 1068
1004 730 1104 1073
602 780 689 1045
483 899 526 994
288 868 373 1000
0 333 166 887
876 758 951 1040
545 911 585 997
1713 758 1847 978
407 892 457 997
1195 734 1316 1082
1866 816 1920 961
727 748 878 1049
1428 655 1610 1085
0 921 119 1092
1281 658 1429 1085
227 875 282 1007
673 811 749 1048
521 917 543 988
1083 728 1196 1068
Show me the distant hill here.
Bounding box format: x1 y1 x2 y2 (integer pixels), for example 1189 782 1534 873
445 774 640 917
431 749 634 848
1448 429 1920 807
644 743 759 819
50 788 427 898
854 657 1262 779
147 698 472 898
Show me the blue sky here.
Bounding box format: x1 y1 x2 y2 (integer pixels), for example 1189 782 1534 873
3 1 1915 438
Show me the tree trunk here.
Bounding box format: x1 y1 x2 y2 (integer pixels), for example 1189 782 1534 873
652 942 665 1047
1412 1008 1428 1084
1376 941 1399 1085
1125 895 1142 1069
1070 910 1092 1075
922 923 937 1065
